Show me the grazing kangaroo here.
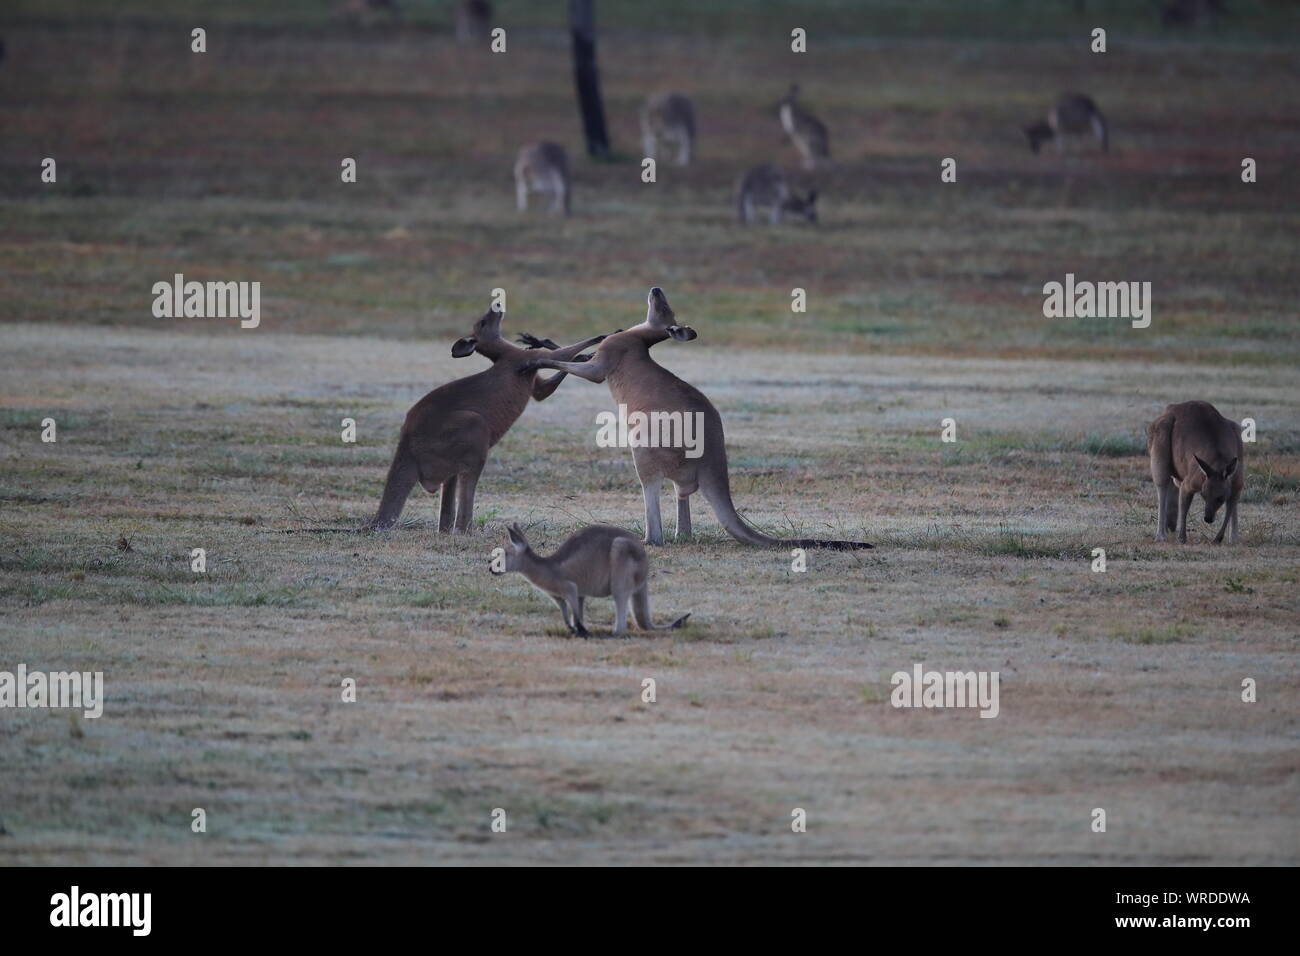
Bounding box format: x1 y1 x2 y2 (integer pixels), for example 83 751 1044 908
369 305 607 531
456 0 492 42
514 142 571 215
641 93 696 166
493 524 691 638
520 287 873 550
1147 400 1244 544
1025 93 1108 154
736 164 818 225
779 84 830 170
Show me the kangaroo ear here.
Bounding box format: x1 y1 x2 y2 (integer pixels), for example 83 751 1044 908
507 524 527 547
1194 454 1214 479
1224 457 1238 478
451 336 477 358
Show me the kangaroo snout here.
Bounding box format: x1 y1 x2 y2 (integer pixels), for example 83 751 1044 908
668 325 697 341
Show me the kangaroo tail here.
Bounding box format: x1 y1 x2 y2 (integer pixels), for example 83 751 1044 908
699 470 872 550
632 587 692 631
368 440 419 530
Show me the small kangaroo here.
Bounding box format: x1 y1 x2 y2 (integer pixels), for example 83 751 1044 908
1025 93 1108 154
1147 400 1244 544
520 287 873 550
369 305 606 531
514 142 571 215
455 0 492 43
641 93 696 166
494 524 691 637
779 84 830 170
736 164 818 225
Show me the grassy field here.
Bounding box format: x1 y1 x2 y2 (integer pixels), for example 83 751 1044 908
1 1 1298 864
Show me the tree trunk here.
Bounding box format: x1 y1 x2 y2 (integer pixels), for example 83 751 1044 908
568 0 611 159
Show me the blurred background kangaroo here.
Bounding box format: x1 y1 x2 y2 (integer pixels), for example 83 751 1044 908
1147 400 1245 544
521 288 872 550
514 142 571 215
736 164 818 225
455 0 492 43
779 83 830 169
369 305 607 531
493 524 691 638
1025 93 1108 154
640 92 696 166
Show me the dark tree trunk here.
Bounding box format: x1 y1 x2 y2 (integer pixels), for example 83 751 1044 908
568 0 611 159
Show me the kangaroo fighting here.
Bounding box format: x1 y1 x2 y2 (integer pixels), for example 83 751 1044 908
368 304 606 532
520 287 872 550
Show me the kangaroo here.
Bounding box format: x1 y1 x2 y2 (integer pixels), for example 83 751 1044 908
369 304 607 531
520 287 873 550
1147 400 1244 544
514 142 571 215
1025 93 1108 154
493 524 691 637
736 164 818 225
779 84 830 170
456 0 492 42
641 93 696 166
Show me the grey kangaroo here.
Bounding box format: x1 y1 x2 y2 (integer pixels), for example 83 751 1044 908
779 83 830 170
520 287 873 550
736 164 818 225
493 524 691 637
1147 400 1244 544
368 305 607 531
641 92 696 166
1025 93 1108 154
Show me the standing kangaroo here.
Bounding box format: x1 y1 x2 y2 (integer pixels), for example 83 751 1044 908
779 84 830 170
514 142 571 215
641 93 696 166
493 524 691 637
369 305 606 531
521 287 873 550
1147 400 1244 544
1025 93 1108 154
736 164 818 225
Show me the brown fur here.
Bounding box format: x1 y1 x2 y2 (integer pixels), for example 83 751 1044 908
368 305 606 531
520 287 872 550
1147 400 1245 544
494 524 690 637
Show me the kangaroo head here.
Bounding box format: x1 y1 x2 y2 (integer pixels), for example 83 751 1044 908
493 523 531 574
644 287 697 341
1195 455 1237 524
1024 121 1053 154
452 304 505 358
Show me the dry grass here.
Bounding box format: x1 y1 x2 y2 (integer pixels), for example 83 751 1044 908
1 2 1298 864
